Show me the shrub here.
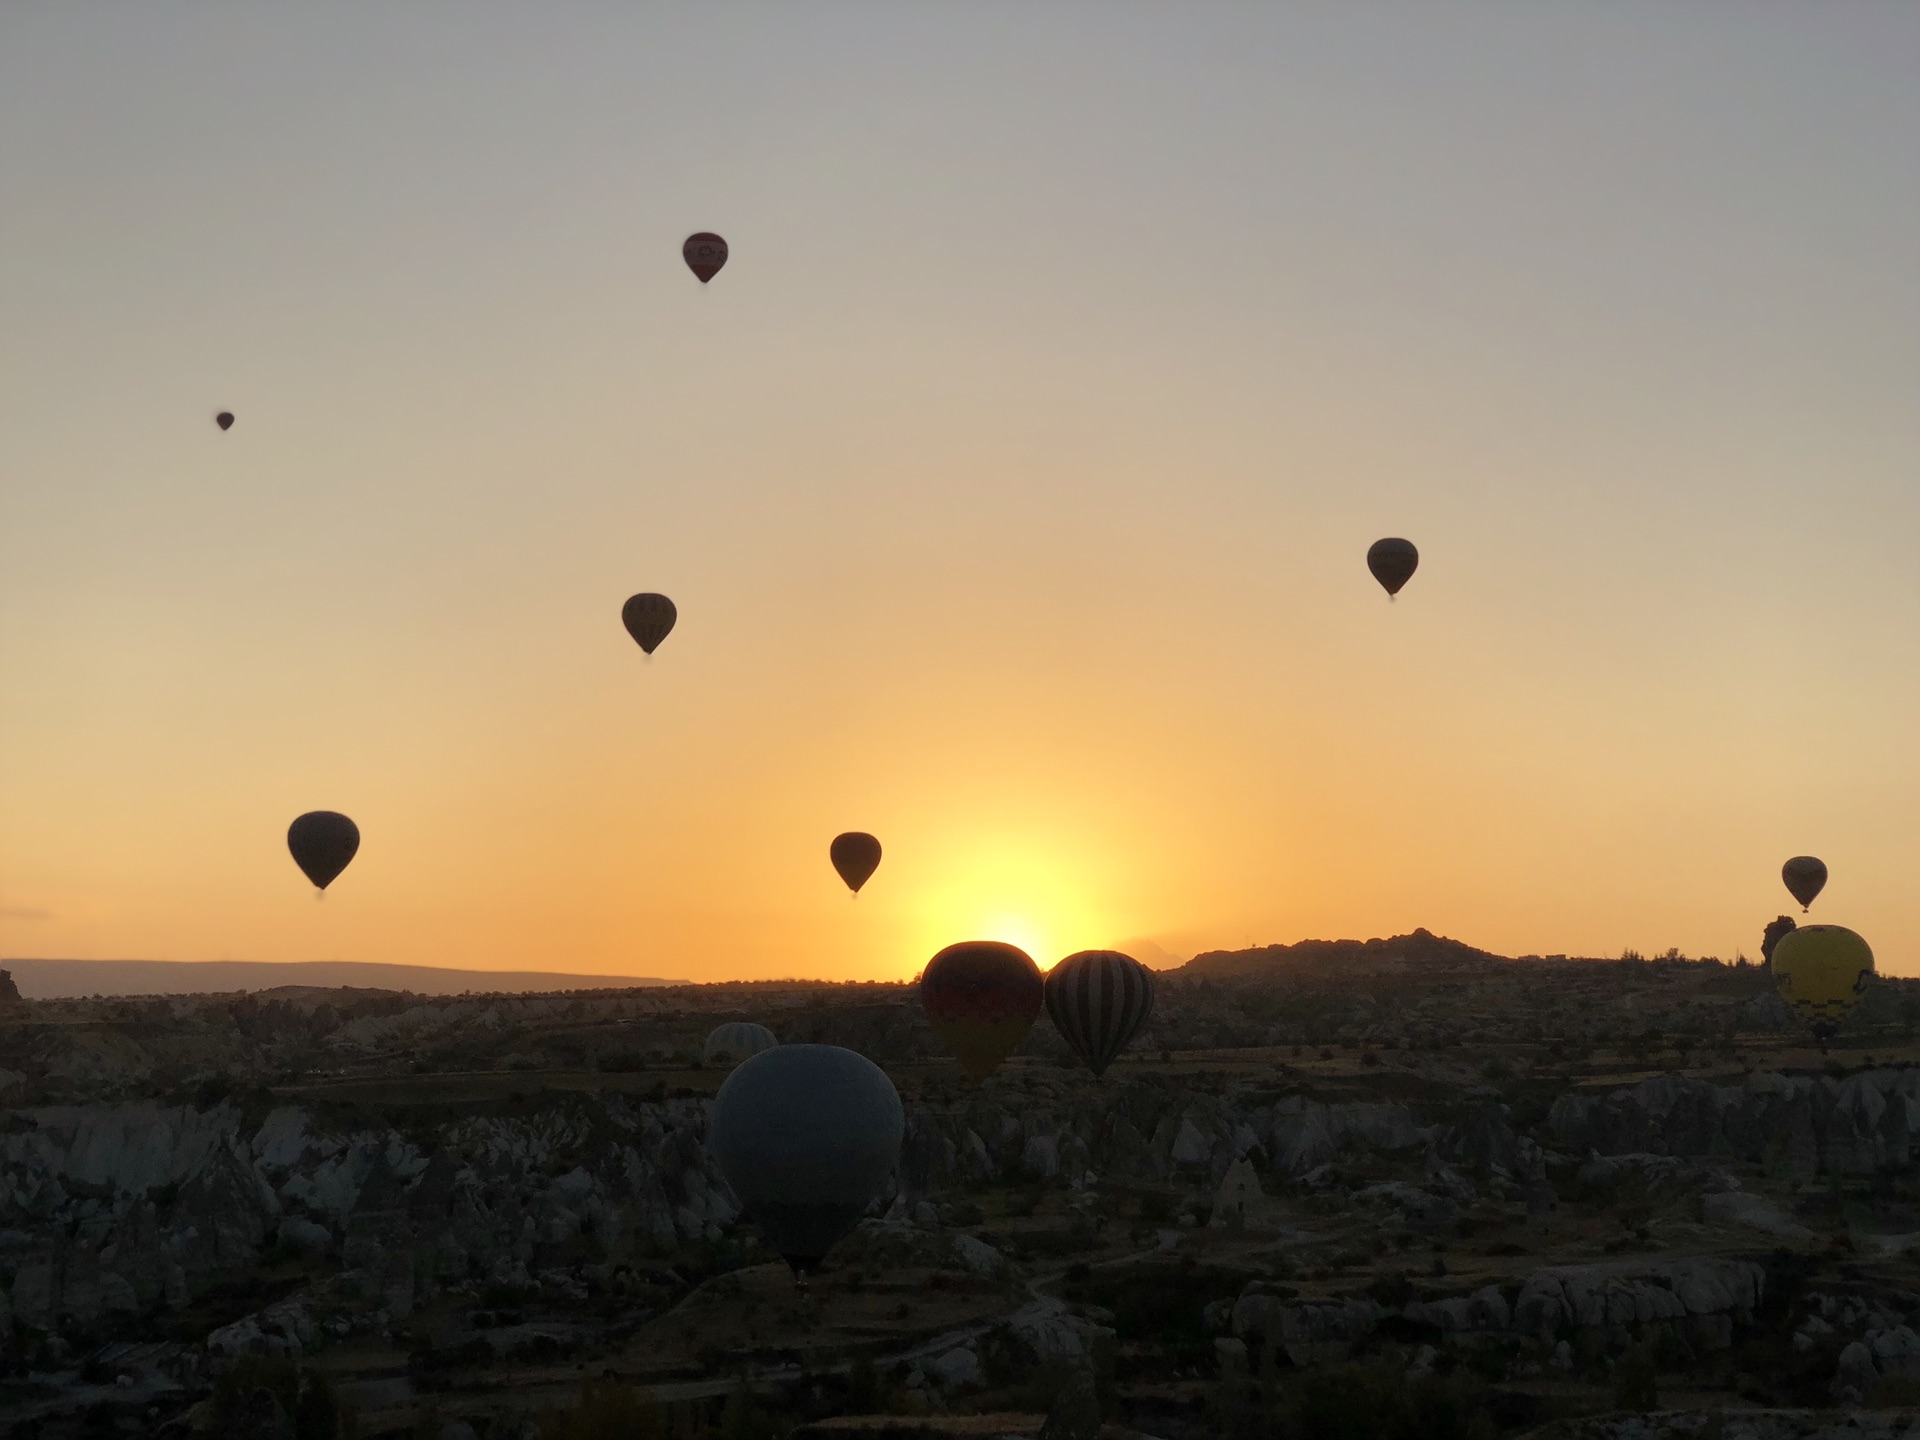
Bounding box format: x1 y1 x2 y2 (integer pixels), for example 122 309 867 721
538 1380 667 1440
1277 1363 1493 1440
211 1356 345 1440
1612 1344 1659 1413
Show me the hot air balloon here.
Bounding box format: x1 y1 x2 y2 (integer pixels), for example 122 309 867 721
683 233 728 283
1770 924 1873 1036
1367 538 1419 597
621 593 677 655
830 833 882 894
287 811 359 892
920 941 1044 1081
1782 856 1827 912
706 1044 903 1280
1045 949 1156 1078
215 412 234 431
703 1022 778 1067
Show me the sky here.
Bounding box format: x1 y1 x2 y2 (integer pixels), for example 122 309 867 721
2 5 1916 983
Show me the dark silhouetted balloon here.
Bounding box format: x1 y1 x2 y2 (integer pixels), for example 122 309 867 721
1782 856 1827 912
683 233 728 283
706 1044 903 1276
830 833 882 894
920 941 1044 1081
1045 949 1156 1078
1367 538 1419 597
287 811 359 891
215 412 234 431
621 594 677 655
1770 923 1873 1036
703 1021 777 1067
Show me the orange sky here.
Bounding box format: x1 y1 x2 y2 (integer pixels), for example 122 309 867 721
2 8 1916 981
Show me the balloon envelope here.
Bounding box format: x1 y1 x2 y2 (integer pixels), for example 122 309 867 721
621 594 677 655
1770 924 1873 1035
830 833 882 894
683 232 728 283
706 1044 903 1272
1045 950 1156 1078
1782 856 1827 912
920 941 1044 1081
703 1022 778 1067
215 412 234 431
1367 538 1419 597
287 811 359 891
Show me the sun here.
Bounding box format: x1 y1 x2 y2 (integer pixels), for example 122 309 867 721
907 868 1098 974
972 914 1060 968
890 812 1139 978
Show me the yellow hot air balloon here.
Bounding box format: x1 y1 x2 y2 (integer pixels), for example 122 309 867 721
1770 924 1873 1035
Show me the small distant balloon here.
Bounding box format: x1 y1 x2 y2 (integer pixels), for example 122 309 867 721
1782 856 1827 912
215 412 234 431
287 811 359 892
683 233 728 283
830 833 882 894
920 941 1044 1082
1770 923 1873 1037
621 594 677 655
1367 538 1419 597
703 1021 778 1068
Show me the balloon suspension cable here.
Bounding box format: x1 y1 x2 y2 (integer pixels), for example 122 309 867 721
315 889 326 902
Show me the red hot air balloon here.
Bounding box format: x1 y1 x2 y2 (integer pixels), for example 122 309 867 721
1045 950 1156 1078
830 833 882 894
1367 538 1419 597
215 412 234 431
287 811 359 892
920 941 1044 1081
683 233 728 283
1782 856 1828 912
621 594 677 655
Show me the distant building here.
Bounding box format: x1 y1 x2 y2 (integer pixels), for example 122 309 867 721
1211 1156 1264 1229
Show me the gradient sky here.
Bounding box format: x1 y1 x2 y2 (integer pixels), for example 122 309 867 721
3 6 1916 982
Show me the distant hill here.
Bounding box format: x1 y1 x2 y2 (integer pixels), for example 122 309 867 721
0 958 681 999
1176 928 1506 980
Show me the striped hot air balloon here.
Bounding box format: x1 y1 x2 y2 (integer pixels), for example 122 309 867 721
1045 949 1156 1078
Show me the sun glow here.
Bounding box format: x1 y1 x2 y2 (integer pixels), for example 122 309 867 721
971 915 1059 969
900 826 1122 975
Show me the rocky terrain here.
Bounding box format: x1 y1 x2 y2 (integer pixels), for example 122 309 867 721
2 935 1919 1439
